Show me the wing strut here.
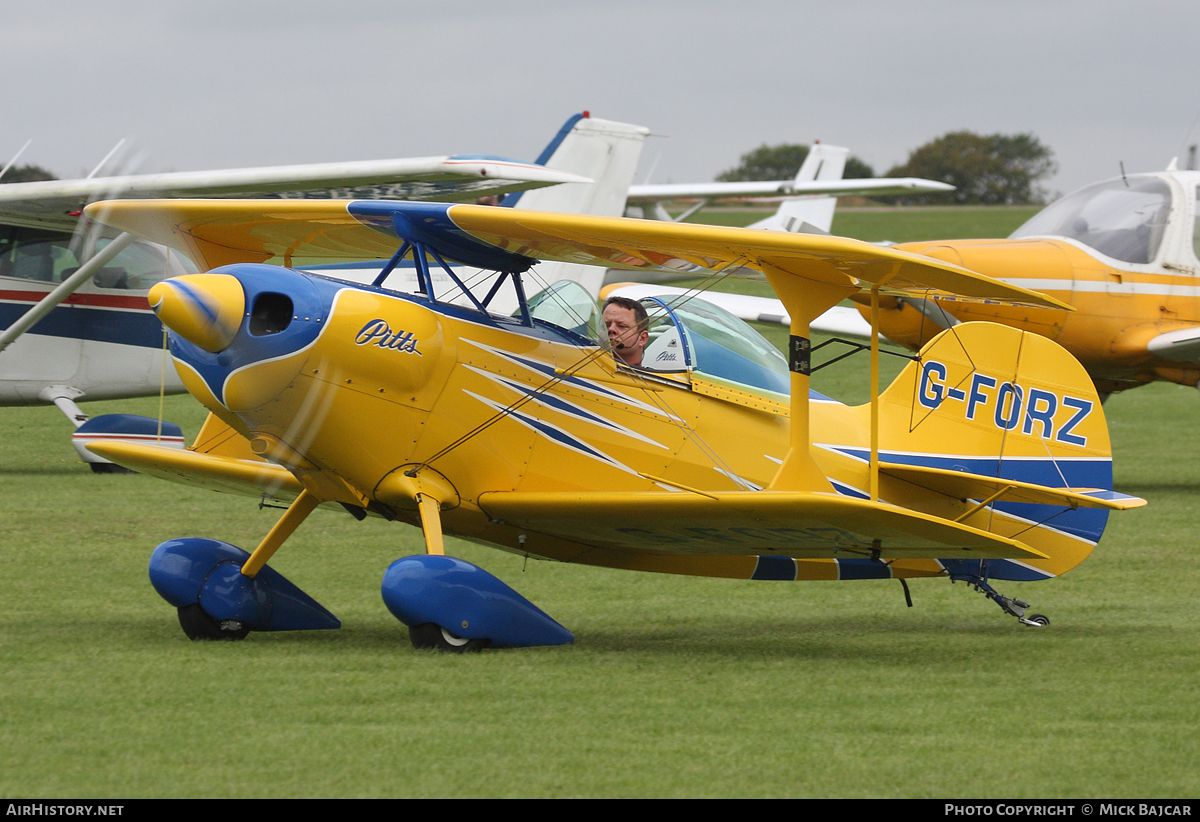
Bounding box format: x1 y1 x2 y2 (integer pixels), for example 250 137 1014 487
0 231 136 355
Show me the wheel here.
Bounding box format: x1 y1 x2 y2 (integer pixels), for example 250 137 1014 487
177 604 250 641
1026 614 1050 627
408 622 490 653
89 462 133 474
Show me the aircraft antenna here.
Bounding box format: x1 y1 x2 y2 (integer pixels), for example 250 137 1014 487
0 139 32 182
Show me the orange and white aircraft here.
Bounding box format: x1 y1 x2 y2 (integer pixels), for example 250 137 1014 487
627 163 1200 398
871 164 1200 396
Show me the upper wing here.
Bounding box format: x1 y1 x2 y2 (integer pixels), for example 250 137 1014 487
627 177 955 203
0 156 590 232
84 199 1071 310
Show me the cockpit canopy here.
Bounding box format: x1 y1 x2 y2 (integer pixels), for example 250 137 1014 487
639 295 790 395
527 281 789 397
1009 177 1173 265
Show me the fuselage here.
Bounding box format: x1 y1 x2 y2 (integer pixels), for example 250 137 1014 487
0 228 190 405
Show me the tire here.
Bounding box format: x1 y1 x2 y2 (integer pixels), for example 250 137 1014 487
89 462 133 474
408 622 490 653
177 604 250 641
1026 614 1050 627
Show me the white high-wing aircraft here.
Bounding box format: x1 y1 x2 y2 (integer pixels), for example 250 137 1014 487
0 120 604 469
625 142 953 232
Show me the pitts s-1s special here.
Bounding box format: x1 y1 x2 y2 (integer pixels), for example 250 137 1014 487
85 198 1143 650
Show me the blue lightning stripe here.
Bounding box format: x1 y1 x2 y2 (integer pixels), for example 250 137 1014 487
461 338 678 419
464 390 636 474
471 368 669 450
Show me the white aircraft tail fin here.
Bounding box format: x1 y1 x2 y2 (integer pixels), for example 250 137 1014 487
748 143 849 234
794 143 848 183
505 113 649 218
747 197 837 234
512 113 649 295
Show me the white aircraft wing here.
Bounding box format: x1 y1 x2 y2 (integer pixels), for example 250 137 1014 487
0 155 591 232
627 177 954 203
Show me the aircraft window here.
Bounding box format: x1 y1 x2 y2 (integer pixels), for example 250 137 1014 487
0 226 196 288
1009 177 1172 264
643 296 791 394
526 279 599 340
0 226 80 282
92 238 197 290
1194 187 1200 264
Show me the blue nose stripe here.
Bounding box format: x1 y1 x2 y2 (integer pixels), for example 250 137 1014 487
169 279 220 325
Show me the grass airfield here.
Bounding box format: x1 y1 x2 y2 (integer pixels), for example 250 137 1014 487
1 207 1197 798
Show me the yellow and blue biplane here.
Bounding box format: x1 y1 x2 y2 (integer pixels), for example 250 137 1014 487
84 198 1145 650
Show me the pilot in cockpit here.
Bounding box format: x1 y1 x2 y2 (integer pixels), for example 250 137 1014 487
602 296 650 368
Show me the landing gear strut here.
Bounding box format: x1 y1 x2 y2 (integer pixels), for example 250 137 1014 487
952 573 1050 627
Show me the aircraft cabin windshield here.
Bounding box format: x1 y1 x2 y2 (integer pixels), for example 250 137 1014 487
0 226 197 289
1009 177 1173 265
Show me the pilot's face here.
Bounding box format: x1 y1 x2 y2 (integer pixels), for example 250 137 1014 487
603 303 647 365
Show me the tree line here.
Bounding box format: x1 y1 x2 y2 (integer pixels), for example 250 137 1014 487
0 164 56 183
717 131 1057 205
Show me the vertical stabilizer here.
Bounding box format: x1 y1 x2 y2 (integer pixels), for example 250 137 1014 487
505 114 649 218
510 114 650 296
748 143 849 234
863 322 1120 581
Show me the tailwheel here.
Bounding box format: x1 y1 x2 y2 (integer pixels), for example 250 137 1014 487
951 572 1050 627
177 604 251 641
408 622 490 653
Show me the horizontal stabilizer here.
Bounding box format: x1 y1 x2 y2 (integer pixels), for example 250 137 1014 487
880 462 1146 510
477 489 1046 561
626 177 956 202
3 156 588 231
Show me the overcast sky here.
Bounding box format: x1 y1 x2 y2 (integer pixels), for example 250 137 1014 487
5 0 1198 199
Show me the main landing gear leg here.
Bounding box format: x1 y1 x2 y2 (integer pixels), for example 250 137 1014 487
148 489 341 640
952 573 1050 627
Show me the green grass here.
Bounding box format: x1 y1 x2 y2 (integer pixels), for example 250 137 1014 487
2 206 1198 798
3 389 1196 797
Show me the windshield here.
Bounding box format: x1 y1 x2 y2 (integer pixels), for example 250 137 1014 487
1009 177 1172 264
526 279 598 340
644 295 790 395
